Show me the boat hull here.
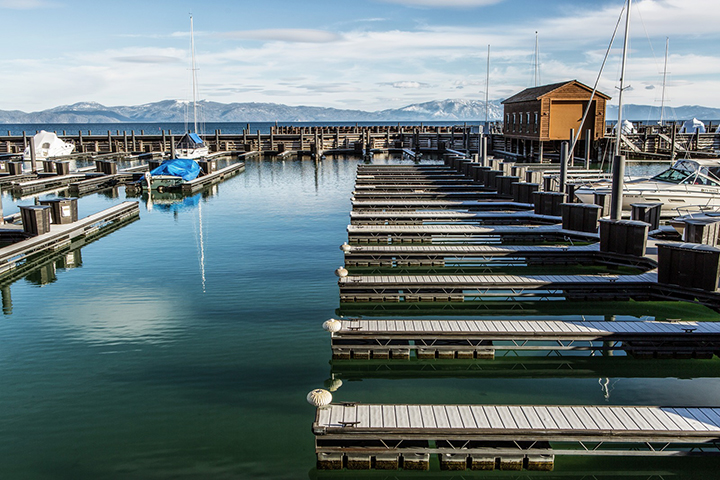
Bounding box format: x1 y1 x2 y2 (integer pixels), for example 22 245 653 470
575 183 720 214
175 146 209 160
142 175 184 192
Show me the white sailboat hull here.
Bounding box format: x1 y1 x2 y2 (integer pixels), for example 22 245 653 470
175 146 209 160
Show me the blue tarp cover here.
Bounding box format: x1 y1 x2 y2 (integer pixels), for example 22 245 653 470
147 158 201 181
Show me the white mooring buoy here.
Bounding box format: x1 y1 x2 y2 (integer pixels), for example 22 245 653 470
335 266 348 278
323 318 342 333
307 389 332 407
340 243 351 253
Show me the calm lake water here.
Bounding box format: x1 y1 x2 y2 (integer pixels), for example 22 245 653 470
0 153 718 479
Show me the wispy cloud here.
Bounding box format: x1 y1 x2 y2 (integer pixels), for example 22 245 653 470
113 55 182 64
0 0 57 8
383 81 431 89
221 29 341 43
379 0 503 6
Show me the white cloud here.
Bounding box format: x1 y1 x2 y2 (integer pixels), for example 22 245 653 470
113 55 182 64
221 29 341 43
379 0 503 6
2 0 720 111
390 81 427 89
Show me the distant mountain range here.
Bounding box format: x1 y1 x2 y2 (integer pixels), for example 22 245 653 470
1 99 719 123
0 99 502 123
607 104 720 122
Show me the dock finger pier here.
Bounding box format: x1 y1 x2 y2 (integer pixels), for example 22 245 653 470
309 155 720 471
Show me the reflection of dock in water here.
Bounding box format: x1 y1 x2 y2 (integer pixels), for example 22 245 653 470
330 356 720 381
0 202 140 314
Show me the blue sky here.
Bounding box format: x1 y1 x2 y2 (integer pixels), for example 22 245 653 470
1 0 719 112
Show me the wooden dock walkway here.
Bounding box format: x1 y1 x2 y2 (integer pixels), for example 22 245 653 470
313 403 720 469
179 161 245 194
10 173 86 196
0 201 139 277
349 210 558 225
352 190 497 201
351 199 533 211
328 318 720 360
341 244 656 270
338 272 657 303
346 224 598 243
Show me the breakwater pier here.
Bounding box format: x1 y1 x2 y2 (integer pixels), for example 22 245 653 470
2 122 719 161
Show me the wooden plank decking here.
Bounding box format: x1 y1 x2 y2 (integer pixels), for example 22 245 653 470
329 319 720 359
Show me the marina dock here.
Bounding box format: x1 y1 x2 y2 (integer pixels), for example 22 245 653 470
329 318 720 359
313 403 720 470
312 155 720 470
0 201 140 278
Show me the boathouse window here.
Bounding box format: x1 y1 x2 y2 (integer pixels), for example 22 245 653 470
512 113 516 131
534 112 539 133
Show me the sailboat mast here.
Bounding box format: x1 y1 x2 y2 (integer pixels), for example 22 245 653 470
660 37 669 125
610 0 632 221
614 0 631 158
485 44 490 130
534 32 539 87
190 15 198 135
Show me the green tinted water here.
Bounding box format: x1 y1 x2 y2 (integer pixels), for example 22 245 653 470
0 156 718 479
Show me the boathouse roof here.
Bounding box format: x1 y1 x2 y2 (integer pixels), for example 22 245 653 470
502 80 611 104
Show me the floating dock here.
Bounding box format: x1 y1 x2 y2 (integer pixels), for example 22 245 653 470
0 201 139 278
338 272 658 303
179 161 245 194
314 159 720 470
346 224 599 244
328 318 720 360
349 210 558 225
313 403 720 470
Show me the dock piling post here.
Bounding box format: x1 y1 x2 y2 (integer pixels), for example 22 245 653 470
559 141 568 192
585 129 592 165
610 154 626 220
29 135 37 173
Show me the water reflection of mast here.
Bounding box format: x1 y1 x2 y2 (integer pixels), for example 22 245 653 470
198 199 206 293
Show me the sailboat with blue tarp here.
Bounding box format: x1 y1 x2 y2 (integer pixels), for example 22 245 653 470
144 15 207 191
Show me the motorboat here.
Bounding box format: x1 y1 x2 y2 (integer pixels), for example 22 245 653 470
574 158 720 213
143 158 201 191
22 130 74 161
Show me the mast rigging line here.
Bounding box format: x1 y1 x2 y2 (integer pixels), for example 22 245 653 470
569 2 627 155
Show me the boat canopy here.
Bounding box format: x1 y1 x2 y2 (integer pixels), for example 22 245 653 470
680 118 706 134
22 130 74 160
176 132 205 148
147 158 201 181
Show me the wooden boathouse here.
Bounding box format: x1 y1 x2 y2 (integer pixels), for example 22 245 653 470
501 80 610 162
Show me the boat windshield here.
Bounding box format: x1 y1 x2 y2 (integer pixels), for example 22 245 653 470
651 160 720 186
651 166 694 184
